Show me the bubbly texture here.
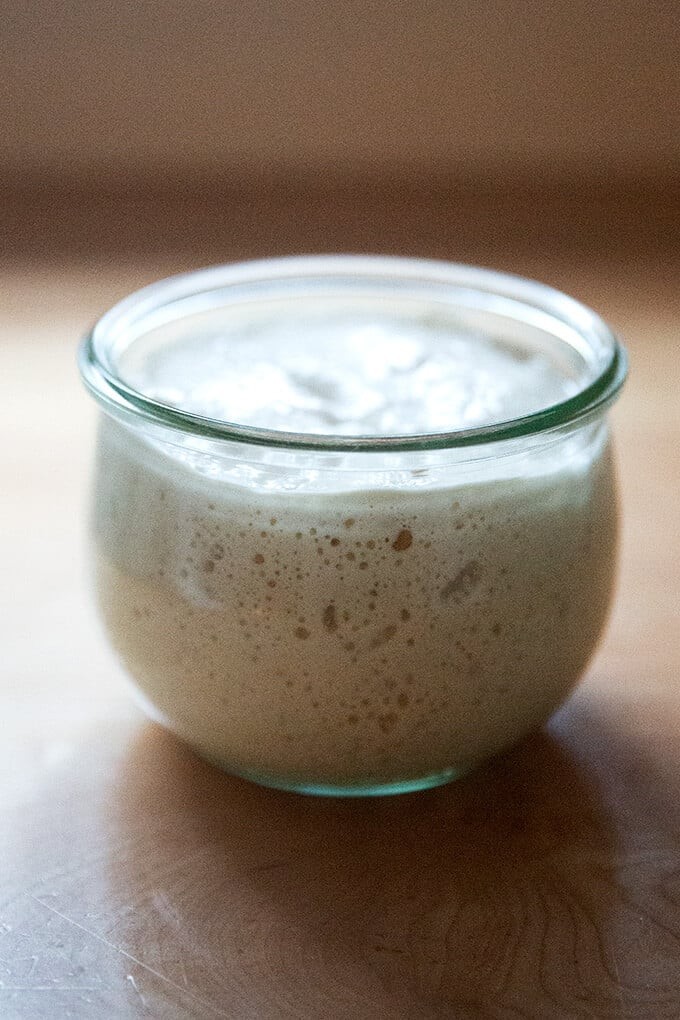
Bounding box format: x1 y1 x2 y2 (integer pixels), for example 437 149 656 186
120 300 579 436
94 419 617 792
92 295 618 792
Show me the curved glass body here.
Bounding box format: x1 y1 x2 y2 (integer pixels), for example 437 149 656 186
80 257 627 796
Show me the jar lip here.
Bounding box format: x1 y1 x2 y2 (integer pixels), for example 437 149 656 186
78 255 628 452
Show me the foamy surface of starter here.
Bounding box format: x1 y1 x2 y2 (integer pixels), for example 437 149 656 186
125 302 577 434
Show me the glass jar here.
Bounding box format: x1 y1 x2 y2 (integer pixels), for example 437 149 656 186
79 256 627 796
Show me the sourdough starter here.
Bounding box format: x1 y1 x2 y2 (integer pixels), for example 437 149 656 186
93 300 617 790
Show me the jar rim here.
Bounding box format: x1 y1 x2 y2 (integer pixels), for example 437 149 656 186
78 255 628 452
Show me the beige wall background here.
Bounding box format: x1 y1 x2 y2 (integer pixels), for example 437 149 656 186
3 0 679 185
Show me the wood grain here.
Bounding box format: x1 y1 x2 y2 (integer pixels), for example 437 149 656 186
1 189 679 1018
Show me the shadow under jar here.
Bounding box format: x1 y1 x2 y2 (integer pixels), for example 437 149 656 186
79 256 627 796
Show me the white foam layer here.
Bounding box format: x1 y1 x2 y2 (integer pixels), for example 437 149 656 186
122 302 577 435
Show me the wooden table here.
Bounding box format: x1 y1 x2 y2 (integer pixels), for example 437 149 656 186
2 187 679 1018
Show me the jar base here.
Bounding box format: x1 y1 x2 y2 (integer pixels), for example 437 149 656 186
202 757 471 797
